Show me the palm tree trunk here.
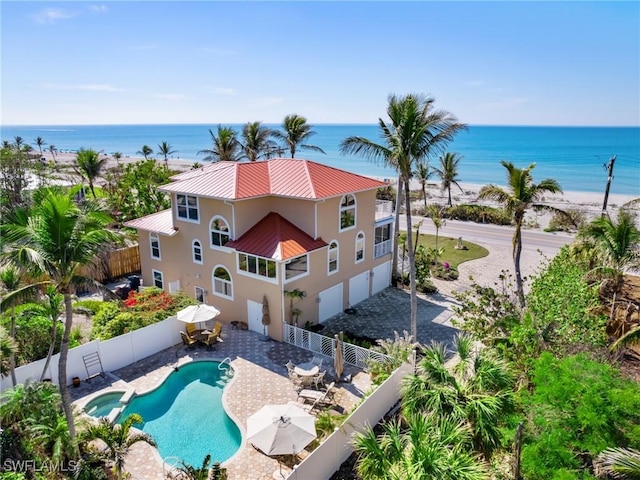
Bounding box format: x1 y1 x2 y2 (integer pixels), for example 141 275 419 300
58 292 78 454
40 314 58 381
512 217 526 308
392 174 403 282
447 186 452 206
404 178 418 342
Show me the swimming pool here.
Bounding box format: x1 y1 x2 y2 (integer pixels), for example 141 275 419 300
118 361 241 466
84 391 125 418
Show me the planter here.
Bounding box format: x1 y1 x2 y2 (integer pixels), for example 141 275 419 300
72 376 81 388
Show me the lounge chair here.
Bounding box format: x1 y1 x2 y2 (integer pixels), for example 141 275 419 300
180 331 198 350
298 382 335 407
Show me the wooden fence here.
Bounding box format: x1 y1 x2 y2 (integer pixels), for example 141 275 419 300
81 245 141 281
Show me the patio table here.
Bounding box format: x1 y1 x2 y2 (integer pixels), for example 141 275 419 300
294 363 319 386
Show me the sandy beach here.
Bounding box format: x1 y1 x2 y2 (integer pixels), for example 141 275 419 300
43 150 638 230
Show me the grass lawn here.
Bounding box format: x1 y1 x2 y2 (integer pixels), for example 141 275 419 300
403 233 489 269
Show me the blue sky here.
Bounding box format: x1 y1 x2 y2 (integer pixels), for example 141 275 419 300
2 1 639 126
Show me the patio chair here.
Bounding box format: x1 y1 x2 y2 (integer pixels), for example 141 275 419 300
288 370 304 389
285 360 296 374
298 382 335 407
311 356 324 369
203 331 218 350
186 323 197 337
180 331 198 350
312 371 326 390
211 321 223 338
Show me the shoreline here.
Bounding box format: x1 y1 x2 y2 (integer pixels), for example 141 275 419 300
43 151 637 229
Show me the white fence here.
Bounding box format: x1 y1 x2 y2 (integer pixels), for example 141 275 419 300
0 316 183 392
282 324 392 369
285 361 414 480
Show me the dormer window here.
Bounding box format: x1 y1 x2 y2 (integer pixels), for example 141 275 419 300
339 194 356 230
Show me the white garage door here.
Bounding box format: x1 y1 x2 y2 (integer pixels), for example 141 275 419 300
349 271 370 307
318 283 343 323
372 261 391 294
246 299 264 334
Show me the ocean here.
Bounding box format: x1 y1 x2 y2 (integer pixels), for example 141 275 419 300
1 124 638 196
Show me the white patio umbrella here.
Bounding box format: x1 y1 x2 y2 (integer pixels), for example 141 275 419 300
246 404 316 456
176 304 220 324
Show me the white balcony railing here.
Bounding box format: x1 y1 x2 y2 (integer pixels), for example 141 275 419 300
374 239 392 258
375 200 393 221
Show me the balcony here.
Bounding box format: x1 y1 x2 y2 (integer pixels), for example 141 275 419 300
375 200 393 221
374 239 392 259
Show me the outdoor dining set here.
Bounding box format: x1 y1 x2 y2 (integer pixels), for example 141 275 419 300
176 304 224 351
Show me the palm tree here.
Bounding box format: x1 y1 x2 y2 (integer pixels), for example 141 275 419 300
477 161 562 307
579 209 640 290
428 204 446 265
1 189 121 449
340 93 466 341
414 161 433 209
171 454 212 480
80 413 156 480
401 334 514 460
157 141 176 167
272 114 326 158
37 286 64 381
197 126 242 162
434 152 464 206
74 148 108 197
0 265 23 385
112 151 123 166
353 413 489 480
0 326 18 378
48 144 58 162
594 447 640 479
13 136 24 149
137 145 154 160
33 136 47 157
240 121 277 161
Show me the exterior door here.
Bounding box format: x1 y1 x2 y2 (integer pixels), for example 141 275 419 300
349 271 369 307
246 299 264 334
372 261 391 294
318 283 343 323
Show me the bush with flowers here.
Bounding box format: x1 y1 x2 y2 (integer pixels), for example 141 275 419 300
91 287 196 340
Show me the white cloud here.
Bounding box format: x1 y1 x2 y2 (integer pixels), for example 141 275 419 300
88 5 108 13
41 83 123 92
32 8 75 25
153 93 192 101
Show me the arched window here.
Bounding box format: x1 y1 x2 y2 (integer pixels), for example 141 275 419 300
192 239 203 264
355 232 365 263
150 233 161 260
209 216 230 248
339 194 356 230
328 240 339 274
212 266 233 299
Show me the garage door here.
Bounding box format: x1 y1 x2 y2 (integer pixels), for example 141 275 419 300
372 261 391 294
246 299 264 334
349 271 370 307
318 283 343 323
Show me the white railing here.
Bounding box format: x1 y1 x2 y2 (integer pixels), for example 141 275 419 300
374 239 392 259
374 200 393 220
285 362 414 480
282 324 392 369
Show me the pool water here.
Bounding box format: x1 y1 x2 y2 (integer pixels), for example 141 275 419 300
84 391 125 418
119 361 240 467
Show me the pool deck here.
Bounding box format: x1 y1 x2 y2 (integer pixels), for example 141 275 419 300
71 326 372 480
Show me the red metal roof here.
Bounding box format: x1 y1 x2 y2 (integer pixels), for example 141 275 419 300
123 209 178 236
226 212 327 260
161 158 386 200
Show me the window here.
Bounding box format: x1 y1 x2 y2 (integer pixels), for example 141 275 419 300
210 216 230 248
285 254 308 281
212 266 233 298
374 223 392 258
238 253 277 280
355 232 365 263
195 286 206 303
177 194 199 222
150 233 161 260
339 194 356 230
152 270 164 289
192 240 203 264
328 241 338 274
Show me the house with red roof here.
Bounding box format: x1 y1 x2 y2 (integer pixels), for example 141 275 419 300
124 158 394 341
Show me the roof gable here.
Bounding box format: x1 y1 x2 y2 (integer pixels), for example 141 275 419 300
226 212 327 261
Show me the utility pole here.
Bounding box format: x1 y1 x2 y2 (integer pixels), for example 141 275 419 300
601 155 616 217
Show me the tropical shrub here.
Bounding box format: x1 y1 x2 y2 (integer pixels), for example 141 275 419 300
444 204 512 225
73 299 106 315
515 353 640 479
545 206 587 232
